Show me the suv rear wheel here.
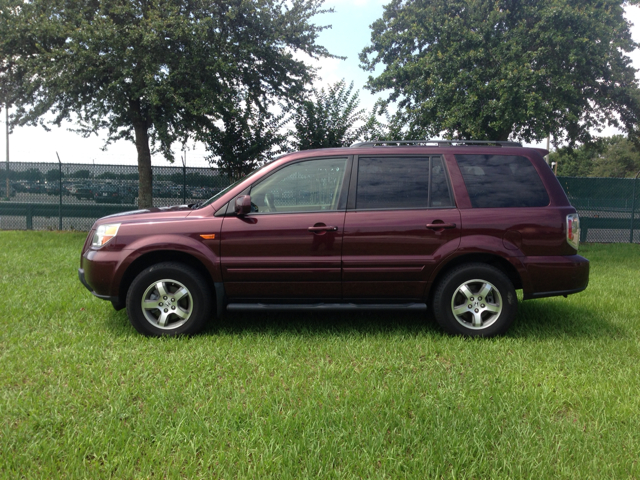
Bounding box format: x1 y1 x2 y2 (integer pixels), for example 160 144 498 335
432 263 517 337
126 262 213 336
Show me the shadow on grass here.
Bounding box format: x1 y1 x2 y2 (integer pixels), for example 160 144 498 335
508 297 627 339
103 296 625 340
104 307 442 338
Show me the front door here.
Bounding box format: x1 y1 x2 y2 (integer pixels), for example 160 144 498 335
342 155 461 300
220 157 351 301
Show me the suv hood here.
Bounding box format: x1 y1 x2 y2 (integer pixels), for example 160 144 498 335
98 204 200 223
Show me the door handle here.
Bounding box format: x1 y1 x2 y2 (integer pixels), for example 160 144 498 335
308 225 338 233
426 223 456 230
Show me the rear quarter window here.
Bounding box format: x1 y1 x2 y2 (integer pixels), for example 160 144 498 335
455 154 549 208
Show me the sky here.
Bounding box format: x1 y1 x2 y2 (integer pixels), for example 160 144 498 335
1 0 640 168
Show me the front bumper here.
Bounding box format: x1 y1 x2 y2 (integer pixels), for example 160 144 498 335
78 268 119 303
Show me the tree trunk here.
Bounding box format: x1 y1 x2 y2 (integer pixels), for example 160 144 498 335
134 121 153 209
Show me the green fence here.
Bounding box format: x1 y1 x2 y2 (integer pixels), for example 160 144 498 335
0 162 231 231
557 176 640 243
1 163 639 243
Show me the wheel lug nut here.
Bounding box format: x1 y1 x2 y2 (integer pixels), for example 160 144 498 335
468 304 472 309
159 302 163 306
481 304 485 308
478 296 482 301
163 296 167 300
474 308 479 313
171 298 175 302
470 297 474 301
164 308 168 313
171 306 176 310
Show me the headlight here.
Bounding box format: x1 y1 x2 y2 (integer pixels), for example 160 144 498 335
92 223 121 247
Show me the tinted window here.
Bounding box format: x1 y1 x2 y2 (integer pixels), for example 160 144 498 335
250 158 348 213
456 155 549 208
356 156 453 209
430 157 453 207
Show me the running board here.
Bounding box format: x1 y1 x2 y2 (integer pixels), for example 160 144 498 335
226 303 427 312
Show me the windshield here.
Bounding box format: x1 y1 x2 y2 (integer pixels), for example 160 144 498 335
197 164 269 209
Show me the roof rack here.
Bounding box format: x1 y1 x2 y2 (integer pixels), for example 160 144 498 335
350 140 522 148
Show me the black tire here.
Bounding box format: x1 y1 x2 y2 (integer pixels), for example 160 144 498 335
126 262 213 336
432 263 517 337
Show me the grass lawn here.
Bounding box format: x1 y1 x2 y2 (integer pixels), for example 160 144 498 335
1 231 639 479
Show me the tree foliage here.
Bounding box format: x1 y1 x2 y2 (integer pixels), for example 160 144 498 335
551 135 640 178
0 0 334 207
360 0 640 144
290 79 379 150
591 136 640 178
45 168 63 182
550 143 603 177
202 97 289 179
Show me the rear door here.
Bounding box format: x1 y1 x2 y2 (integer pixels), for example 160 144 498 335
342 155 461 300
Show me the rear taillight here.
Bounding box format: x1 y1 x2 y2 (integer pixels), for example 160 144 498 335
566 213 580 250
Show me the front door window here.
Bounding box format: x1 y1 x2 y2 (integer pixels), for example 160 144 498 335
250 157 348 213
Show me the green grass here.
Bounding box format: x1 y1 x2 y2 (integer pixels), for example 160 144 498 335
1 231 639 479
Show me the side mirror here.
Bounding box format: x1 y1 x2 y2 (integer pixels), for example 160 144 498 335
234 195 252 216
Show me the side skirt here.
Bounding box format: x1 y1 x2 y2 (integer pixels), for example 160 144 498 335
226 303 427 312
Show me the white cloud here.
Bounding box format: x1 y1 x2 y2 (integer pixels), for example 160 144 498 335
312 56 344 86
291 49 345 88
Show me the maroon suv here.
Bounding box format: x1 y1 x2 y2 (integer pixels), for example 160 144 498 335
79 140 589 337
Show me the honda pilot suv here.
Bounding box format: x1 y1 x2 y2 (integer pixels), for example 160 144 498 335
78 140 589 337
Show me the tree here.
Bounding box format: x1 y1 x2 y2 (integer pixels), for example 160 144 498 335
591 136 640 178
549 135 640 177
96 172 119 180
18 168 44 182
290 79 379 150
45 168 63 182
0 0 335 208
362 100 418 142
74 170 91 179
360 0 640 144
550 143 601 177
202 96 289 179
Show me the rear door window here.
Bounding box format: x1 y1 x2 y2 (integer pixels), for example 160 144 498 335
455 155 549 208
355 156 453 209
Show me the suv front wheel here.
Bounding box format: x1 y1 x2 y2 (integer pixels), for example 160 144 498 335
432 263 517 337
126 262 213 336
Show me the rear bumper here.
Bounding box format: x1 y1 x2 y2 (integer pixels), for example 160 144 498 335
521 255 589 300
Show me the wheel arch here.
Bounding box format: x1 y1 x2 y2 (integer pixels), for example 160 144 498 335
427 253 523 302
114 250 215 311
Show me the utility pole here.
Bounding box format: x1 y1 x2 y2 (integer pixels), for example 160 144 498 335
5 101 9 200
56 152 63 230
544 135 550 165
182 146 187 205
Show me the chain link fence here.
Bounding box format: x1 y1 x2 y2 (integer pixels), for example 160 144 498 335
0 162 231 231
1 163 639 243
557 176 640 243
